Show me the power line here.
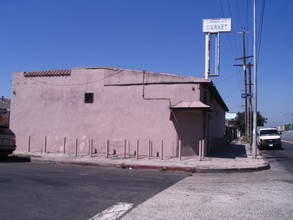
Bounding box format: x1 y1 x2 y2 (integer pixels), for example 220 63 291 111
214 70 240 85
224 81 243 100
246 0 251 56
257 0 266 64
235 0 243 31
219 0 238 58
227 0 241 57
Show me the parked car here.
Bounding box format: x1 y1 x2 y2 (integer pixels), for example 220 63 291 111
257 127 282 150
0 126 16 157
0 108 16 157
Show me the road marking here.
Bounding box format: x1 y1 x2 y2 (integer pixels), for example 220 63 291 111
88 202 133 220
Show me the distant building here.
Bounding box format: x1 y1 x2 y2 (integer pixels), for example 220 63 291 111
0 97 11 127
0 96 10 109
10 67 228 157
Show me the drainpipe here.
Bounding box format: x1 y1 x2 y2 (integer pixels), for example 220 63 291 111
142 70 171 106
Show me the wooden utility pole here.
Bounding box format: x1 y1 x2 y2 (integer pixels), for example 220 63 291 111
248 63 253 143
242 29 248 137
234 29 253 137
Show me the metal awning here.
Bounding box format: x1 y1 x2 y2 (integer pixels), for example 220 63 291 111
170 101 211 111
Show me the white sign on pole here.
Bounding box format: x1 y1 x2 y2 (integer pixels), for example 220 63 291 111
203 18 232 33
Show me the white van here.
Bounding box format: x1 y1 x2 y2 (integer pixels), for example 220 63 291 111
257 128 282 150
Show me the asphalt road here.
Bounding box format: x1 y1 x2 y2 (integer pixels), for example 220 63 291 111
1 141 292 220
260 140 293 174
122 141 293 220
0 161 185 220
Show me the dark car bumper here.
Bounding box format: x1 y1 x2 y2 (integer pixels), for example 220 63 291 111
259 142 281 149
0 145 17 154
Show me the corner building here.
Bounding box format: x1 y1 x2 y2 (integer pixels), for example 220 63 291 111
10 67 228 157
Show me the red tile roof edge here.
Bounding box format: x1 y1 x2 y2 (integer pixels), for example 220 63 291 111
24 70 71 77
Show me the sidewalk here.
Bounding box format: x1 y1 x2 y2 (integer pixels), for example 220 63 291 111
13 141 270 173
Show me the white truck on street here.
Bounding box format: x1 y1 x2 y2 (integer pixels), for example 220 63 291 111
257 127 282 150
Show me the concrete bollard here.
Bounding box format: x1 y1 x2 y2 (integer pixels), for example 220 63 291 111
28 136 31 153
75 138 78 156
148 140 151 159
123 140 126 159
150 140 153 157
136 140 139 159
202 139 205 160
90 139 94 157
44 136 47 154
199 139 205 161
179 140 182 161
63 137 66 154
160 140 163 160
199 140 202 161
106 139 109 158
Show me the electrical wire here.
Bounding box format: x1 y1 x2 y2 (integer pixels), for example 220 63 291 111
228 0 241 58
214 69 242 85
219 0 238 58
246 0 251 54
217 0 258 114
257 0 266 64
235 0 243 32
223 80 243 100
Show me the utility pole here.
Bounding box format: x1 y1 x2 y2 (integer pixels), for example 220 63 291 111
248 63 253 143
242 29 248 137
252 0 258 159
234 29 252 137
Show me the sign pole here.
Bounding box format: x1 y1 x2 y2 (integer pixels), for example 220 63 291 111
203 18 231 79
205 32 210 79
216 32 220 76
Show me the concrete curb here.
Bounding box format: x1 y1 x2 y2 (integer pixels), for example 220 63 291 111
12 148 271 173
195 163 271 173
27 156 269 173
118 164 197 173
59 160 197 173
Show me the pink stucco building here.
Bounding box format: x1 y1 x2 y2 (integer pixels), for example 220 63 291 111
10 67 228 157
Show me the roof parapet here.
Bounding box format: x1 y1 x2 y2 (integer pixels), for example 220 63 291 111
24 70 71 77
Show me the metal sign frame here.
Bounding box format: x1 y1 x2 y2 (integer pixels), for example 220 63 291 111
203 18 232 33
203 18 232 79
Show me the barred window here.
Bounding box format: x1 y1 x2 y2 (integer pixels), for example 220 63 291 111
84 93 94 104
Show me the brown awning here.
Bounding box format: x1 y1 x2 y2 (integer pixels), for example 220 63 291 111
170 101 211 111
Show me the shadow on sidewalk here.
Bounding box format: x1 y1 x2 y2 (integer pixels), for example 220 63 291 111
209 142 247 159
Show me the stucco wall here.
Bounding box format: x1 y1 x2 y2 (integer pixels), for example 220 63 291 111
207 93 227 153
10 67 227 157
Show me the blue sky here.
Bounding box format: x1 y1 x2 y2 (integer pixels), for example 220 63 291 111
0 0 292 127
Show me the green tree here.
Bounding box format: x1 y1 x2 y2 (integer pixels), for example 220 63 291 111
230 111 267 135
